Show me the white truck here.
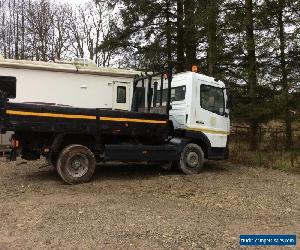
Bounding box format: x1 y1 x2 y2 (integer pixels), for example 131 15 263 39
169 72 230 152
0 59 230 184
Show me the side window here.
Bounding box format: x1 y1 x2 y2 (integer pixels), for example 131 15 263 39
200 84 225 116
117 86 126 103
171 86 186 101
156 89 168 104
156 86 186 104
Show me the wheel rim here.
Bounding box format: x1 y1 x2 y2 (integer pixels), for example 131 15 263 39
66 154 89 178
186 151 199 168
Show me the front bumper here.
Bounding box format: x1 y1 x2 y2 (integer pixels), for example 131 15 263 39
207 146 229 160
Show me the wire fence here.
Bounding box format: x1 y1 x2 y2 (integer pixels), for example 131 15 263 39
230 126 300 151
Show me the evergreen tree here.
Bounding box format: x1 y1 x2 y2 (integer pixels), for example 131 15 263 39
245 0 259 150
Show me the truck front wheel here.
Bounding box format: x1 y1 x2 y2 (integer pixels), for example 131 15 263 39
57 144 96 184
178 143 204 175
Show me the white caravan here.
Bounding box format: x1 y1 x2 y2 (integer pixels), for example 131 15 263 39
0 58 139 110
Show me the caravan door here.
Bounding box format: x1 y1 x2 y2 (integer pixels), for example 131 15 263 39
112 82 131 111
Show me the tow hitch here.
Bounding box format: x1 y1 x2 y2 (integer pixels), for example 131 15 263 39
8 137 19 161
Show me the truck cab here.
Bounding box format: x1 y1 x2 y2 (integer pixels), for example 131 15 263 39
135 71 230 161
170 72 230 151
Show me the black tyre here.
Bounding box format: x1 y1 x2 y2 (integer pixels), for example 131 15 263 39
57 144 96 184
178 143 204 175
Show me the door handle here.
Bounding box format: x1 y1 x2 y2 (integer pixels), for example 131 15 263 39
196 121 204 124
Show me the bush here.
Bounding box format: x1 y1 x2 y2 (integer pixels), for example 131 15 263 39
229 142 300 173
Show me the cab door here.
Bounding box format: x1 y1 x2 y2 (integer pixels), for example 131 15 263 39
193 80 229 147
112 82 131 111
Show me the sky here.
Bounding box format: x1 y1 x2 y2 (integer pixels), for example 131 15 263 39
56 0 90 3
51 0 90 5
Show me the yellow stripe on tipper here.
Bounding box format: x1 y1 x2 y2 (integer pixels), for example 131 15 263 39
6 110 167 124
6 110 96 120
187 127 229 135
100 117 167 124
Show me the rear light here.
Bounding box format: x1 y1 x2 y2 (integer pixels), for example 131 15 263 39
11 138 19 148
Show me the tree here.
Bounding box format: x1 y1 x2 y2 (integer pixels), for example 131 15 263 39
176 0 184 72
0 0 121 65
258 0 300 149
245 0 259 151
207 0 218 77
277 0 292 149
184 0 197 70
27 0 54 61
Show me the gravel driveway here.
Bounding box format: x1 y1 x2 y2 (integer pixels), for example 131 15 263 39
0 159 299 249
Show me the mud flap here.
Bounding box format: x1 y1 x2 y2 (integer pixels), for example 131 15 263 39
8 148 17 161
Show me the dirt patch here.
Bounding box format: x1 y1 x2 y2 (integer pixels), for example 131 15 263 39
0 159 299 249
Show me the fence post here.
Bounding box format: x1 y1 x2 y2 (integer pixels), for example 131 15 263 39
275 128 278 151
247 127 250 141
259 127 262 143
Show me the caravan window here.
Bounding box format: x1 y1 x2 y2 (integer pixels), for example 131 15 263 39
117 86 126 103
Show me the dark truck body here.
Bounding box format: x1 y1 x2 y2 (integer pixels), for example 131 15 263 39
1 101 183 162
4 102 169 140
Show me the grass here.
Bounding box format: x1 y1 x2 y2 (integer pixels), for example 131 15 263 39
229 142 300 174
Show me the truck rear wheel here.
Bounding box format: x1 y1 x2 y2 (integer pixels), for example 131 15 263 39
57 144 96 184
178 143 204 175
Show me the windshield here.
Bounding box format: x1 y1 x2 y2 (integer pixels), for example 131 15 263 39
200 84 225 116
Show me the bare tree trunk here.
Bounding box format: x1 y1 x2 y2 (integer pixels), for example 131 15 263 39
21 0 25 59
14 0 19 60
176 0 185 72
277 0 292 150
8 0 12 58
245 0 259 151
207 0 218 77
165 0 172 64
1 0 7 58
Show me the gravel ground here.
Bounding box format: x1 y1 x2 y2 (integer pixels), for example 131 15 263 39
0 159 299 250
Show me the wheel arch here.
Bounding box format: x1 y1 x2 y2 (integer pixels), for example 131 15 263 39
50 133 98 157
184 130 211 159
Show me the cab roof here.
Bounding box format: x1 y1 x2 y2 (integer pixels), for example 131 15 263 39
173 71 225 88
